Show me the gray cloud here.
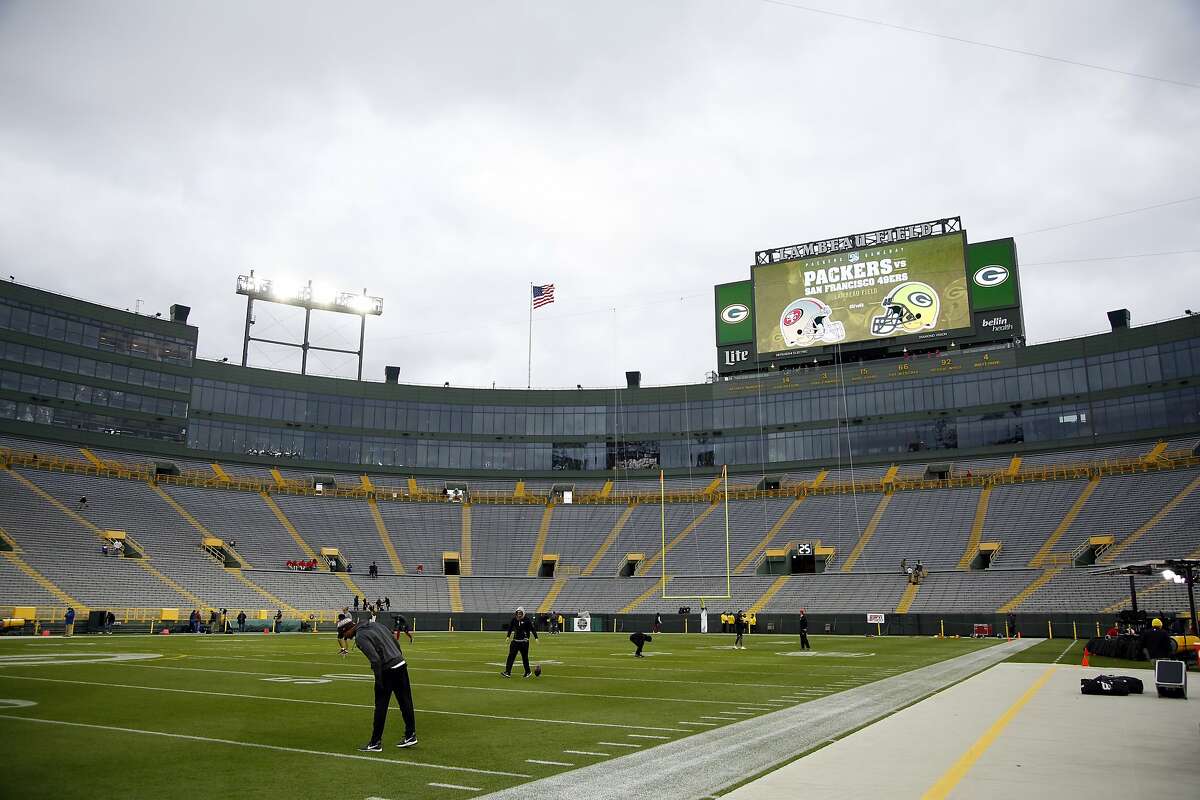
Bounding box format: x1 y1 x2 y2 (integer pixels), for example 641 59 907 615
1 0 1197 388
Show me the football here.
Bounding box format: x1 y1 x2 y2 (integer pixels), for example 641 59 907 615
533 665 542 677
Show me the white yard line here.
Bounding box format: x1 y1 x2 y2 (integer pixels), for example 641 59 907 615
628 734 669 740
126 662 722 713
0 714 529 777
1053 640 1078 664
427 783 482 792
563 750 609 757
181 653 799 689
699 716 730 721
0 673 678 733
677 721 717 727
526 759 574 767
597 742 641 749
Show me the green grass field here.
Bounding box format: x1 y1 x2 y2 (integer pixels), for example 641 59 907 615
0 631 1009 799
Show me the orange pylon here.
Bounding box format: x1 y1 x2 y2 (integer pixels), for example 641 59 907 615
1081 648 1090 668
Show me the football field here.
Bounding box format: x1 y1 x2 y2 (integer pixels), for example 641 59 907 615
0 631 1003 799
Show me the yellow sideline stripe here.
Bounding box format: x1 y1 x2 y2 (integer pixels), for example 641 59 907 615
734 496 805 575
921 666 1057 800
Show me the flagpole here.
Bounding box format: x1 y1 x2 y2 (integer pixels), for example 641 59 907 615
527 283 533 389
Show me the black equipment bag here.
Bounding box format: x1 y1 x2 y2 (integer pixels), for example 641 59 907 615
1080 676 1130 696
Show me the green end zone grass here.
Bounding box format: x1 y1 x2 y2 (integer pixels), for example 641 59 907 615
0 632 997 799
1004 637 1158 670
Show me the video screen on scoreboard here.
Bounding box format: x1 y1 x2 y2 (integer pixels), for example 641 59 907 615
753 231 971 355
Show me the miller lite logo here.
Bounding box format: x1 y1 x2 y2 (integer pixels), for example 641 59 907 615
723 347 750 367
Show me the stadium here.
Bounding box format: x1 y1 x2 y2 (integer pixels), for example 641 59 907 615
4 2 1200 797
1 211 1199 799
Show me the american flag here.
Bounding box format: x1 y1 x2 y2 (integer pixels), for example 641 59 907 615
532 284 555 309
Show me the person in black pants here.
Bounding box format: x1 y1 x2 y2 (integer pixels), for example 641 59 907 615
347 620 417 751
734 610 747 650
502 606 538 677
630 631 652 657
798 608 811 650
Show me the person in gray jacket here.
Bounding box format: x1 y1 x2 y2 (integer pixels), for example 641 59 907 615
346 620 417 751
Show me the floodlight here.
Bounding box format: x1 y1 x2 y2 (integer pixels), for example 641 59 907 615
1163 569 1177 581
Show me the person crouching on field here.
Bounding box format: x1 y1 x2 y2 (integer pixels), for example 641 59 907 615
345 620 417 752
502 606 538 678
630 631 652 658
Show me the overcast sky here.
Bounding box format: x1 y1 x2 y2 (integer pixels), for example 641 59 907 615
1 1 1197 389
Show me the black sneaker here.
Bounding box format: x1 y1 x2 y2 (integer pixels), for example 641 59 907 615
523 672 532 678
397 735 418 748
500 672 511 678
357 742 382 752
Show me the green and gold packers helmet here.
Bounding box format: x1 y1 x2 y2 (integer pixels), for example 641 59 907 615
870 281 940 336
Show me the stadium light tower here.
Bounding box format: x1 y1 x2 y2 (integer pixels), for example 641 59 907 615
235 270 383 380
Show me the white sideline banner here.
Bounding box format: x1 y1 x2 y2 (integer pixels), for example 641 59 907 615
866 613 886 624
574 613 592 632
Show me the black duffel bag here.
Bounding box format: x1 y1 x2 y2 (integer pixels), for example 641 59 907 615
1081 674 1144 696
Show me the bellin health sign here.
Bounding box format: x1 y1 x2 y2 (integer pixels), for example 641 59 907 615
753 231 971 355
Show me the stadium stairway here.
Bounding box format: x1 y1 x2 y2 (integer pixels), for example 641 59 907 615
895 579 920 613
136 560 205 609
537 577 567 613
840 494 892 572
749 574 790 613
1098 473 1200 564
637 503 718 575
460 505 473 576
1029 476 1100 566
260 493 322 564
956 484 993 569
582 506 635 575
259 492 366 599
525 506 554 576
734 496 805 574
367 497 405 574
2 550 85 609
225 568 300 615
998 566 1065 613
5 466 206 607
446 575 464 612
619 576 667 613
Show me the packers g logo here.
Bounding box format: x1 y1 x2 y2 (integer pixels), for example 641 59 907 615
973 265 1009 287
720 304 749 324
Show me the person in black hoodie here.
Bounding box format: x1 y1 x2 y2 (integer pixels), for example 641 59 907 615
798 609 811 650
502 606 538 678
347 619 417 752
